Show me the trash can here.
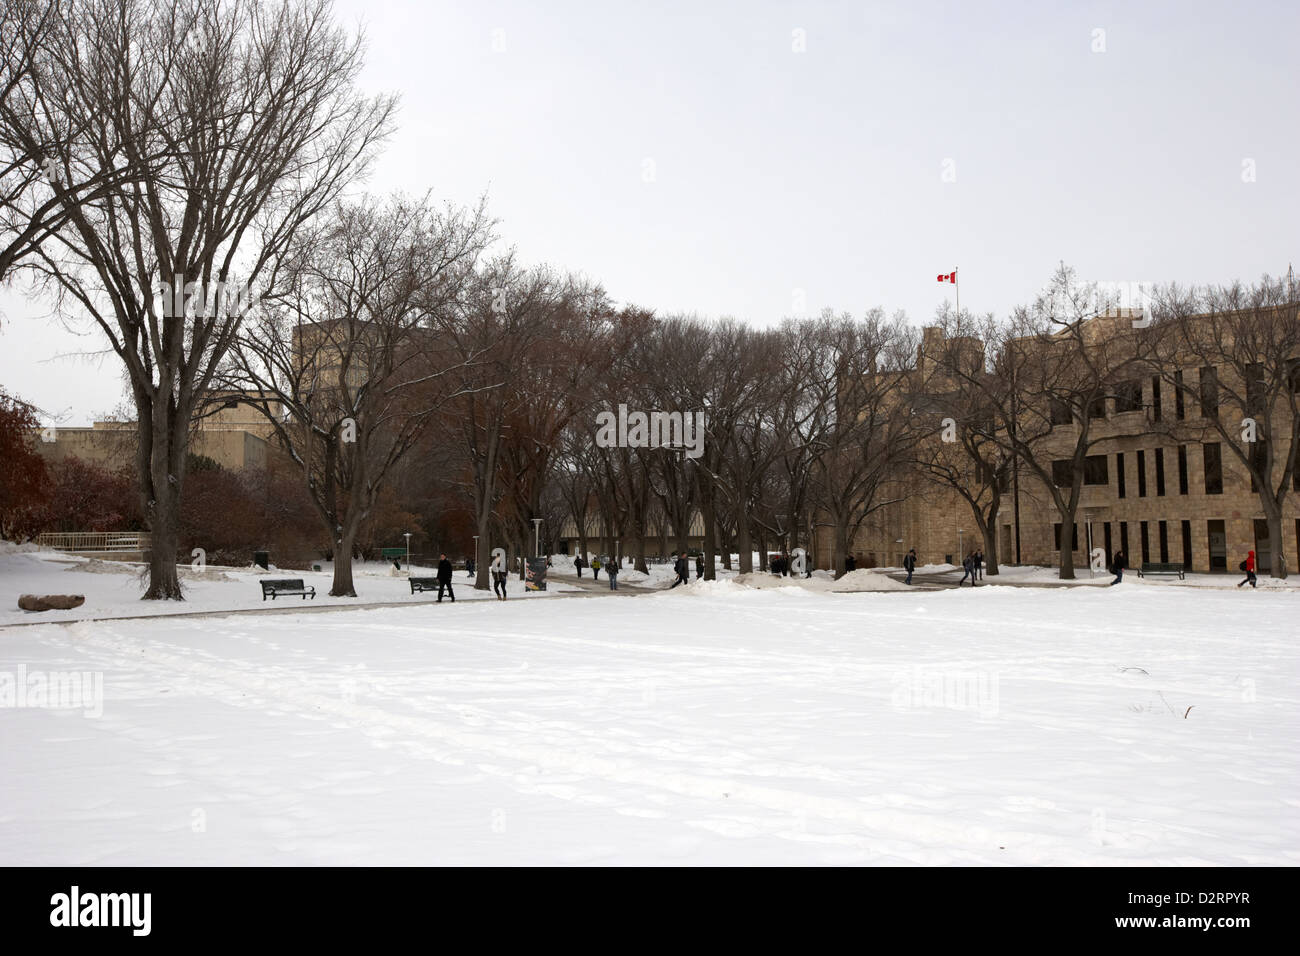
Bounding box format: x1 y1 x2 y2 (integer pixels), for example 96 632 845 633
253 550 269 570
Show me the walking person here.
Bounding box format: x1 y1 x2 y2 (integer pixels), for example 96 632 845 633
591 556 602 580
695 553 704 579
491 550 508 600
607 559 619 591
958 552 975 586
465 556 475 579
845 554 857 573
1237 549 1258 589
903 548 917 585
975 549 984 581
1109 548 1127 586
669 551 690 588
436 553 455 603
574 552 586 578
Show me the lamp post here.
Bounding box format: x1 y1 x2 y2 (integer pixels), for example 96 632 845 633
472 535 479 571
403 532 411 574
532 518 543 558
958 529 965 561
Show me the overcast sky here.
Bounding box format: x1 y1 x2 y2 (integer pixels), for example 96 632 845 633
2 0 1296 425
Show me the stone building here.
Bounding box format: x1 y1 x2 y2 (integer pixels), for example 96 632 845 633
842 312 1299 575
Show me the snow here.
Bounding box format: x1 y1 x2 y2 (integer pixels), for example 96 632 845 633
2 566 1296 865
0 550 575 627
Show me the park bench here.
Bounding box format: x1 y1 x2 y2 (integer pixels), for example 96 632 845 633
260 578 317 600
409 576 439 594
1137 562 1185 580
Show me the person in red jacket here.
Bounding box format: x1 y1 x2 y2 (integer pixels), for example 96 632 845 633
1237 549 1258 588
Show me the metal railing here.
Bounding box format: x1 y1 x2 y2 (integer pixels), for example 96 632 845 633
35 532 152 553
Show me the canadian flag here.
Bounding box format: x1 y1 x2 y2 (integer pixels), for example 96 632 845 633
937 271 957 283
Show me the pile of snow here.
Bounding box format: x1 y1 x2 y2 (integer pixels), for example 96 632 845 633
0 539 40 555
833 568 911 592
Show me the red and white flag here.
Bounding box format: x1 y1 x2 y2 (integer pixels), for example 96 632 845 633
937 271 957 283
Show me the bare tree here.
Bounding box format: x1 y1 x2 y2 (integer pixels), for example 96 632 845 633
230 195 490 596
1147 276 1300 578
0 0 393 598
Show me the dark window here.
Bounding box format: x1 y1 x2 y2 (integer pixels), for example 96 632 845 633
1140 521 1150 564
1199 366 1219 419
1051 459 1073 487
1050 399 1071 425
1137 450 1147 497
1151 376 1162 422
1158 521 1169 563
1249 438 1267 493
1115 380 1143 413
1177 445 1189 495
1053 522 1079 552
1120 521 1130 557
1181 520 1192 570
1174 370 1185 419
1104 522 1113 561
1154 448 1166 496
223 399 239 409
1204 443 1223 494
1245 362 1266 417
1088 394 1106 420
1116 452 1126 498
1084 455 1108 485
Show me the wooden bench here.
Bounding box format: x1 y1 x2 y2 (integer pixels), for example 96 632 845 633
409 576 439 594
1138 562 1185 580
261 578 316 600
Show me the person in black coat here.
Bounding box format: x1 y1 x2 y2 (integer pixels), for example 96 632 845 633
903 548 917 585
669 552 689 588
436 553 455 603
958 552 975 586
695 553 704 579
845 554 857 573
574 553 586 578
1109 549 1127 586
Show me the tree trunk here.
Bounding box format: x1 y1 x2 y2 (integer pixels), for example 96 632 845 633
474 512 491 590
140 409 184 600
1265 510 1288 579
331 527 358 597
736 508 753 573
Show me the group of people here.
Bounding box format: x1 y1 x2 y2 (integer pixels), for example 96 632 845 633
574 553 624 590
958 549 985 586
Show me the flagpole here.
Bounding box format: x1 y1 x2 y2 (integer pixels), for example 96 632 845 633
955 267 959 317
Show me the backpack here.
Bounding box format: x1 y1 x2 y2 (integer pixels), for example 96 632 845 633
1239 559 1248 571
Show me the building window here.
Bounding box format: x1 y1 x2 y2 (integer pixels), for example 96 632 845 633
1174 370 1185 419
1083 455 1108 485
1249 438 1267 493
1158 521 1169 563
1199 366 1219 419
1104 522 1113 560
1151 376 1162 422
1204 442 1223 494
1181 519 1192 570
1140 521 1150 564
1120 521 1130 557
1051 460 1072 487
1115 380 1143 414
1050 399 1071 425
1088 394 1106 420
1155 448 1166 496
1177 445 1189 495
1116 452 1126 499
1054 522 1079 552
1137 450 1147 497
1245 362 1266 417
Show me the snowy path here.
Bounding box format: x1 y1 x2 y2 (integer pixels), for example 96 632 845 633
2 584 1296 865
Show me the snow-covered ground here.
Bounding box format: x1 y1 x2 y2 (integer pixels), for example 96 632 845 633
0 548 575 627
2 573 1295 865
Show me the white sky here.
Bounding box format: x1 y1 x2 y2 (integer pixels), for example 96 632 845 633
2 0 1296 424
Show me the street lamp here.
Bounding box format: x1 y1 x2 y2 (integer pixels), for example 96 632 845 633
532 518 543 558
472 535 479 570
403 532 411 574
958 529 965 560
